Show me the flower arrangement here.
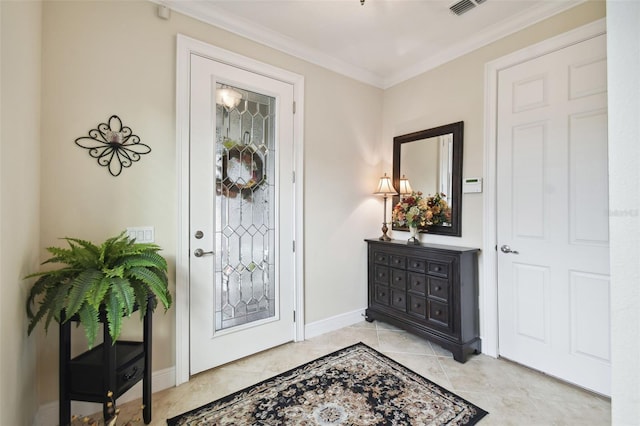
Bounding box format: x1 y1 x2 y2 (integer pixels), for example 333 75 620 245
392 191 431 228
425 192 452 226
392 191 451 229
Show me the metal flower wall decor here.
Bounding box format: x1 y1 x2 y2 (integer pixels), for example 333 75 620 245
75 115 151 176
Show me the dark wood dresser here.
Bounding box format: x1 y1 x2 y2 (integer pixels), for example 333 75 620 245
365 239 481 362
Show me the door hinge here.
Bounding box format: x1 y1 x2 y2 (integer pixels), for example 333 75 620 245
293 240 296 252
293 310 296 322
293 101 296 114
292 171 296 183
495 244 498 251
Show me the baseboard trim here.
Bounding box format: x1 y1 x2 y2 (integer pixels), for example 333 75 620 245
34 366 175 426
304 308 367 339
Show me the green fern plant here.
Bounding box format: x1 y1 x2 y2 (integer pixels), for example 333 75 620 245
26 232 172 348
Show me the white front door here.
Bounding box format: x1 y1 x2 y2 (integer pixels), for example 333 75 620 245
497 34 610 395
189 53 296 375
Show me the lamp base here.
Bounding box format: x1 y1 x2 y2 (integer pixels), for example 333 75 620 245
379 222 391 241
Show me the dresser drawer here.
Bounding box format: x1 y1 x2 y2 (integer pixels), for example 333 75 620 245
408 272 427 296
427 300 450 330
373 251 390 265
389 255 406 269
427 260 450 278
390 269 406 290
117 355 145 394
373 284 390 306
428 277 449 301
408 294 426 318
373 265 389 285
68 342 144 397
390 289 406 312
407 257 427 273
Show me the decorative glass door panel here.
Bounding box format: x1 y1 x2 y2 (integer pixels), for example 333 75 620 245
189 52 294 374
215 83 276 332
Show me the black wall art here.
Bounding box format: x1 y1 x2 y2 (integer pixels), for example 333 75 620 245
75 115 151 176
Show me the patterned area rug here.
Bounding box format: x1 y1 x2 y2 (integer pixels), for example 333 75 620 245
167 342 488 425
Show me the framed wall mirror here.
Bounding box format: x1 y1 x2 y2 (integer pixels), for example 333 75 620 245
392 121 463 237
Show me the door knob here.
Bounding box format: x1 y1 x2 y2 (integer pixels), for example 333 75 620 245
194 248 214 257
500 245 519 255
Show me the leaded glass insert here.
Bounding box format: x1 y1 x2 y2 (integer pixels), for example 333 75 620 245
214 83 276 331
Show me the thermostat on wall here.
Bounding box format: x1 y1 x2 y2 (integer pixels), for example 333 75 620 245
463 177 483 193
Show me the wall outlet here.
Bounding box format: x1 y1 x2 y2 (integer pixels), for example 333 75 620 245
126 226 155 243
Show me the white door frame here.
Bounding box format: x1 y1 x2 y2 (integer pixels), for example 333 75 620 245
482 19 606 357
175 34 305 385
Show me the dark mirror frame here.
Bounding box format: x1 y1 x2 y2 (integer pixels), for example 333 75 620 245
392 121 463 237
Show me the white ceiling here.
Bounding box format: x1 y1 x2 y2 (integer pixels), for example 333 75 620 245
162 0 583 88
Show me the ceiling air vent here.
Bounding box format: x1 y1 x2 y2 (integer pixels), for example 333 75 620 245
449 0 487 16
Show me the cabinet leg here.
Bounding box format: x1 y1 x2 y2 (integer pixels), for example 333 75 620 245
143 401 151 424
364 310 375 323
59 399 71 426
59 319 71 426
452 347 467 363
103 401 111 423
143 302 153 424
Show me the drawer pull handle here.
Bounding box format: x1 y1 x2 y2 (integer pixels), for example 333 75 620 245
435 286 441 291
435 310 441 315
434 267 441 271
123 366 139 381
415 304 421 308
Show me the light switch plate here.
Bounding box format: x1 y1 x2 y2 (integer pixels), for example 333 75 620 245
126 226 155 243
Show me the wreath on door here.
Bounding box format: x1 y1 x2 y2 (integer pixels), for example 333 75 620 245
216 140 266 201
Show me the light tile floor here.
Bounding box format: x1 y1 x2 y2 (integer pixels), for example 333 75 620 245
113 320 610 425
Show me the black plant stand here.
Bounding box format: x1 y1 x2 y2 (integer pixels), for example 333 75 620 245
58 305 152 426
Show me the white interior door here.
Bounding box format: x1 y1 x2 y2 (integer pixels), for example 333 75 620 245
189 53 295 375
497 34 610 395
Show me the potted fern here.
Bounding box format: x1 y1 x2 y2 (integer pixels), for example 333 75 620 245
26 232 172 347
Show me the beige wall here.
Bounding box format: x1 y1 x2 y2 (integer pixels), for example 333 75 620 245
38 0 383 405
0 1 42 424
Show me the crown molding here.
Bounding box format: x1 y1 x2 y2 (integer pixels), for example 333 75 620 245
156 0 386 88
383 0 585 88
153 0 585 89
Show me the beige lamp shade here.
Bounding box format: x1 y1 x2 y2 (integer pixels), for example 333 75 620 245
374 173 398 195
399 175 413 195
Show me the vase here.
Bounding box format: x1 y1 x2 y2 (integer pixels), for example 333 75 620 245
407 226 419 244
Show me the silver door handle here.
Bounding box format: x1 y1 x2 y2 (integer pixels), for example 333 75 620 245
500 245 519 255
194 248 214 257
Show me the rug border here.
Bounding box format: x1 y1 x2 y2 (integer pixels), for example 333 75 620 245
166 342 488 425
